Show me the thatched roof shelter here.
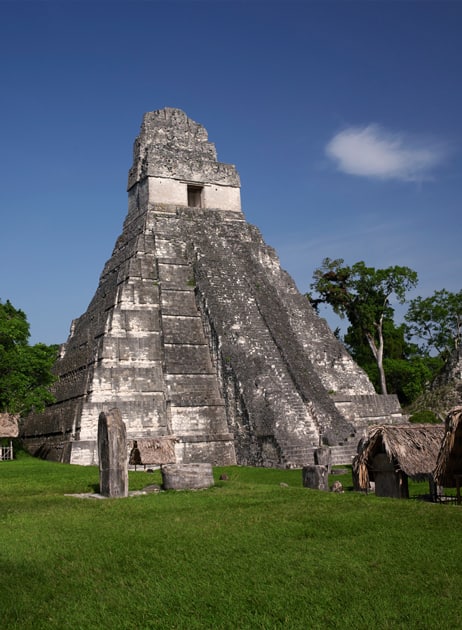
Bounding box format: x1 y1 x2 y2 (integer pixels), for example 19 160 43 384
0 413 19 438
354 423 445 492
434 406 462 488
128 437 178 467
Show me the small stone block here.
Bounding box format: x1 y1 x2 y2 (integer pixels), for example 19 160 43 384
161 463 214 490
302 465 329 491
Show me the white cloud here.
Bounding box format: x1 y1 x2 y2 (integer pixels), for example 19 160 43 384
325 124 445 181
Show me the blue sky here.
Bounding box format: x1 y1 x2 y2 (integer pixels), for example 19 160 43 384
1 0 461 345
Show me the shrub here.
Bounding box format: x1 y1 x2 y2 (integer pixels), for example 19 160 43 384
409 409 440 424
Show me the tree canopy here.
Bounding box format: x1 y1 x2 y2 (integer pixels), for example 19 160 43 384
405 289 462 359
309 259 461 409
0 300 57 415
309 258 418 395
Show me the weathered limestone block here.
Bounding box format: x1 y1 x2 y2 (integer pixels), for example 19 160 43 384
176 438 236 466
129 437 177 467
164 345 213 374
162 316 206 344
302 465 329 491
314 447 332 473
161 463 214 490
98 408 128 498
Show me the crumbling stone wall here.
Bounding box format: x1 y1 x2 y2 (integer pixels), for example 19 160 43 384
22 108 402 467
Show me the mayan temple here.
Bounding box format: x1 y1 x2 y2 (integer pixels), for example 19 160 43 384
22 108 403 467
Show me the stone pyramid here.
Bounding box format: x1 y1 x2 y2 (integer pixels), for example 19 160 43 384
22 108 403 466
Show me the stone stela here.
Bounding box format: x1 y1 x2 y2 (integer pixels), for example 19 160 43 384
22 108 404 469
98 408 128 498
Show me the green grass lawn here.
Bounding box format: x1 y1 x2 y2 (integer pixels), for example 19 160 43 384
1 453 461 629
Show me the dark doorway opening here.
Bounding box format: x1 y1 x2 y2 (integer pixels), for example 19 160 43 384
187 185 203 208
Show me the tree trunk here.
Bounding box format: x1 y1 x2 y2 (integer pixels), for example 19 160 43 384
376 318 388 395
365 317 388 395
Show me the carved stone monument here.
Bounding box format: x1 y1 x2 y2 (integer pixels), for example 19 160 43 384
98 408 128 498
314 447 332 473
22 108 403 468
161 463 214 490
302 465 329 491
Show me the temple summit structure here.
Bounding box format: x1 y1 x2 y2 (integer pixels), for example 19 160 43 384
22 108 403 467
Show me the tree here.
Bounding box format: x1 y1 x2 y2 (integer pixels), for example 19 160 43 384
309 258 418 395
405 289 462 360
0 300 57 415
343 318 442 405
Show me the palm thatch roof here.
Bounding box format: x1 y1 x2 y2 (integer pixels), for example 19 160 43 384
128 437 178 466
434 406 462 487
354 423 445 490
0 413 19 438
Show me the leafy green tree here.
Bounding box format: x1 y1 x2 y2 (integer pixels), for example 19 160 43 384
0 300 57 414
405 289 462 359
344 319 408 369
342 316 440 405
309 258 418 395
383 356 443 406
